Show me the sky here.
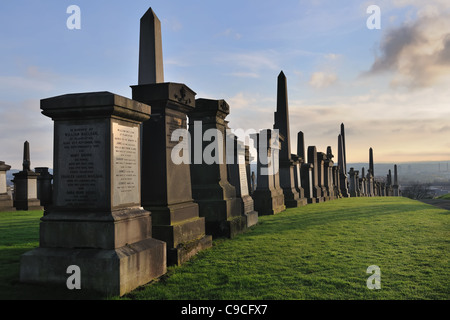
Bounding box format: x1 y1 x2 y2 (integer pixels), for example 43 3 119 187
1 0 450 170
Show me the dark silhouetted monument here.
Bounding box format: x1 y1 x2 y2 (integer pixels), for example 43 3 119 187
251 129 286 215
273 71 306 207
298 132 315 203
338 128 349 197
12 141 42 211
188 98 246 238
131 8 212 263
308 146 324 203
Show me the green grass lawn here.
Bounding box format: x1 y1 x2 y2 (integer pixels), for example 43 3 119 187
0 197 449 300
437 193 450 200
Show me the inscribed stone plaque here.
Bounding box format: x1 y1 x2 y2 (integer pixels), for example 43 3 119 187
238 153 249 196
0 172 6 194
56 122 106 208
27 179 37 199
112 122 140 207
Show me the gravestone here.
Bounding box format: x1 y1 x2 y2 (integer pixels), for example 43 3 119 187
307 146 324 203
20 92 166 296
131 8 212 264
273 71 306 207
332 165 342 198
245 146 253 196
360 167 367 197
251 171 256 195
227 136 258 227
35 167 53 210
317 151 330 201
188 98 246 237
0 161 13 212
324 147 335 200
291 154 305 201
298 131 315 204
251 129 286 215
393 164 399 196
12 142 42 211
348 168 360 197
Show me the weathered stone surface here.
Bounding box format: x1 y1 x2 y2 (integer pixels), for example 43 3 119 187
20 91 166 296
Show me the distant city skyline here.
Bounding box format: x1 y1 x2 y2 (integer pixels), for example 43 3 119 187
1 0 450 169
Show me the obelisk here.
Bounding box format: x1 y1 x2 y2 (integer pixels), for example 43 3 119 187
338 134 349 197
393 164 399 196
12 141 41 210
273 71 305 207
369 147 374 177
340 123 347 174
132 7 212 265
139 8 164 85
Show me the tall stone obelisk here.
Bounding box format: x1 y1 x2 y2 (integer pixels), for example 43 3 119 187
132 7 212 265
393 164 399 196
139 8 164 85
273 71 306 207
338 134 349 197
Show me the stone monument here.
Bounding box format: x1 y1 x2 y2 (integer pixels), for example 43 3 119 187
273 71 306 207
227 136 258 227
131 8 212 264
12 141 42 211
35 167 53 210
338 132 349 197
393 164 399 196
0 161 14 212
308 146 324 203
298 132 315 203
251 129 286 215
188 98 246 238
20 92 167 296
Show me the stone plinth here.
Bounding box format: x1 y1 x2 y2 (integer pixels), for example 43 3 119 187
12 142 42 211
20 92 166 296
35 167 53 210
188 98 246 238
0 161 14 212
251 129 286 215
131 83 212 264
307 146 324 203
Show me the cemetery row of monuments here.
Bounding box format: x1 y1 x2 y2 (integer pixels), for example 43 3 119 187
0 8 401 296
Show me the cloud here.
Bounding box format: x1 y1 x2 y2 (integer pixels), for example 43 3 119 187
365 3 450 88
309 72 338 88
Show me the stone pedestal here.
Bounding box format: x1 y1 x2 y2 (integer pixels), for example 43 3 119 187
301 162 316 204
227 137 258 227
20 92 166 296
251 129 286 215
317 152 330 201
131 83 212 264
0 161 14 212
12 142 42 211
35 167 53 209
332 166 342 199
324 148 335 200
187 98 246 238
307 146 324 203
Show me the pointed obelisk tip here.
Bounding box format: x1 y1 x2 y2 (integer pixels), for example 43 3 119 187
278 70 286 78
141 7 159 21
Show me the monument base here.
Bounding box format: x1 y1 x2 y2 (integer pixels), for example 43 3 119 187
253 189 286 215
205 215 247 239
14 198 42 211
307 198 317 204
20 237 166 297
283 188 308 208
167 235 213 266
147 202 213 266
241 195 258 227
0 194 14 212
